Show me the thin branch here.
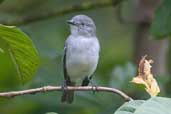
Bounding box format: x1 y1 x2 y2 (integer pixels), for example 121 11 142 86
0 86 133 101
0 0 123 26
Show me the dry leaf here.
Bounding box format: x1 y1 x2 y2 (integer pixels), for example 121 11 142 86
131 55 160 96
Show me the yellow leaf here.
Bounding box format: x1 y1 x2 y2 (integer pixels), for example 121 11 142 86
131 76 148 87
131 55 160 96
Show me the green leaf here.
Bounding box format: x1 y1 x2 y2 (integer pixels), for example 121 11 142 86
0 48 4 53
150 0 171 39
0 0 4 4
45 112 58 114
114 97 171 114
0 24 39 84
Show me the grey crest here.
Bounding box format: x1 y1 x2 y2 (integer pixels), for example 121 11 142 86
67 15 96 37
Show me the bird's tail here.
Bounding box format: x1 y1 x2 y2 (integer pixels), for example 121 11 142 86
61 82 75 104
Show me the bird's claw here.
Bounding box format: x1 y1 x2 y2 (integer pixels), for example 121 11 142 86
89 80 98 94
62 81 67 92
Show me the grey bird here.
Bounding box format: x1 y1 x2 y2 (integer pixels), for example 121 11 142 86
61 15 100 103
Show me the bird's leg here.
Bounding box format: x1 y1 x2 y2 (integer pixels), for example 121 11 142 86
62 80 68 92
81 76 90 86
81 76 98 94
89 78 98 94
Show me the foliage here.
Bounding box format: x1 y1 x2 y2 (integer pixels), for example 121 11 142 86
0 0 4 4
151 0 171 38
114 97 171 114
0 0 170 114
45 112 58 114
131 56 160 96
110 62 136 88
0 47 4 53
0 24 39 84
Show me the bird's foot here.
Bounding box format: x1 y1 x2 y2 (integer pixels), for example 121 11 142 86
61 81 67 92
81 76 98 94
89 79 98 94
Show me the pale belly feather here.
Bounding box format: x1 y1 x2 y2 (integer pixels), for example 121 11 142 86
66 37 99 81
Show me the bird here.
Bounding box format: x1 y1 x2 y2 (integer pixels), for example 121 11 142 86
61 15 100 103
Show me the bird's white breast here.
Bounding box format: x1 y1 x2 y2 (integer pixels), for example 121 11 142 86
66 36 99 81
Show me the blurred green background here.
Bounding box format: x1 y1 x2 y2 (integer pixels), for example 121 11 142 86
0 0 170 114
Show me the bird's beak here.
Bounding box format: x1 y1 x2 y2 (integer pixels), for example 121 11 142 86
66 20 76 25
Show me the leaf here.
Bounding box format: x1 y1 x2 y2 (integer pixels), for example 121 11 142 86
150 0 171 38
0 48 4 53
114 97 171 114
45 112 58 114
114 100 145 114
0 24 39 84
0 0 4 4
131 55 160 96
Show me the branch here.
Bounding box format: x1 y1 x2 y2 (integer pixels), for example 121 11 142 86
0 86 133 101
1 0 123 26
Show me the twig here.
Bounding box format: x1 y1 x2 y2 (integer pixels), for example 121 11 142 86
0 0 123 25
0 86 133 101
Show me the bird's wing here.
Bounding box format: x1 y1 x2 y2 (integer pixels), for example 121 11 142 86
62 43 75 103
63 43 71 85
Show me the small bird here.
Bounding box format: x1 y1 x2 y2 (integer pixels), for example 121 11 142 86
61 15 100 103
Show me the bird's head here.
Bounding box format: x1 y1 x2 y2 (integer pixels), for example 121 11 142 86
67 15 96 37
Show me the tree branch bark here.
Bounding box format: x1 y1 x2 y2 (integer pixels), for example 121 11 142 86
0 86 133 101
0 0 123 26
133 0 166 75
